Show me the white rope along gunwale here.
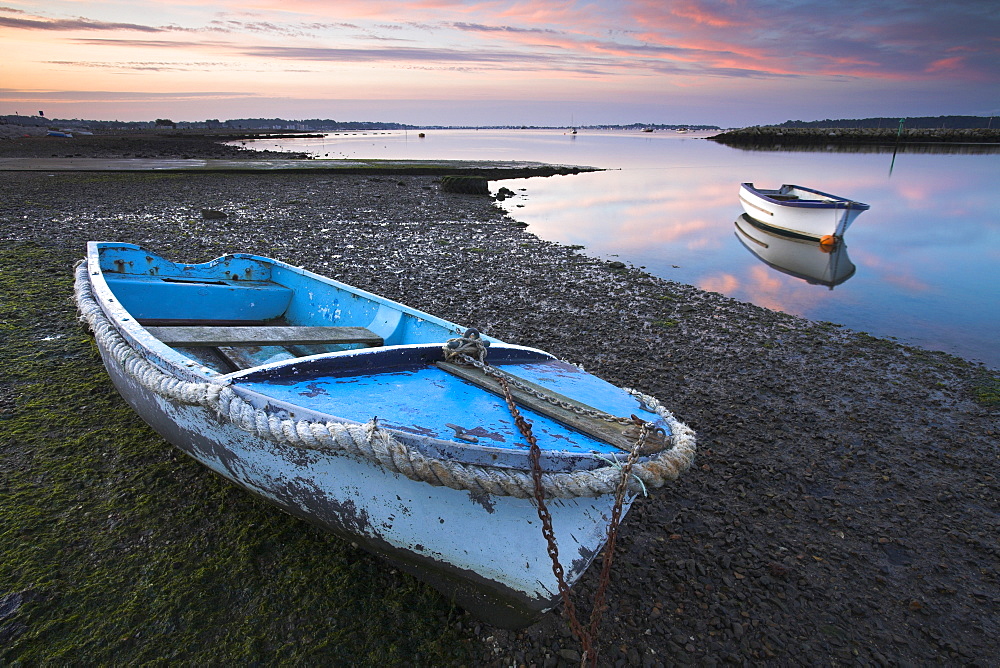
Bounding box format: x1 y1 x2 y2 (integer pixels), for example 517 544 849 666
74 262 696 499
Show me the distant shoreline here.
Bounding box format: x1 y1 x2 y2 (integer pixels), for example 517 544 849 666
708 126 1000 145
0 132 597 178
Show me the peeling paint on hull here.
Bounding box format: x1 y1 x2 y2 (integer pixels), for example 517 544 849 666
75 242 694 629
97 334 624 628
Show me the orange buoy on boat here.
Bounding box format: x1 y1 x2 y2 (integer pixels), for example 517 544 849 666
819 234 837 250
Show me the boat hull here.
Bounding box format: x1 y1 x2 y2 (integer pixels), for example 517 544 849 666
738 183 869 239
77 241 695 628
94 330 623 628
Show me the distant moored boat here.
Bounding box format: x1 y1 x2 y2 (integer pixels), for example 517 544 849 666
739 183 870 240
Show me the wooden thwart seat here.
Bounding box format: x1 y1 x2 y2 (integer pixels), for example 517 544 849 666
146 325 384 348
435 361 667 454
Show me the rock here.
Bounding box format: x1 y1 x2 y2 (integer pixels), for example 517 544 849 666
558 648 581 662
496 186 517 201
201 209 227 219
0 622 27 645
440 175 490 195
0 593 23 621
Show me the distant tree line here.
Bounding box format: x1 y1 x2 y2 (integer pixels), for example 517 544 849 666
0 115 418 132
1 114 721 132
223 118 418 131
774 116 996 130
4 113 993 133
709 124 1000 146
592 123 720 130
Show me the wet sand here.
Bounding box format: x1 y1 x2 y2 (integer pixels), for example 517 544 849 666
1 133 997 665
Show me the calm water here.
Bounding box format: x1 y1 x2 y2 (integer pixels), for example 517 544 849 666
241 130 1000 369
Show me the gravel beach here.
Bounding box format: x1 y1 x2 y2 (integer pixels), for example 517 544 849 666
1 134 997 665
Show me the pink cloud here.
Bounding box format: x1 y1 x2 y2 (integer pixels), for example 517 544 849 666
926 56 964 73
5 0 998 123
662 1 742 29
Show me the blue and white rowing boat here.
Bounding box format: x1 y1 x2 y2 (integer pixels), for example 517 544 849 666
75 242 696 628
739 183 870 240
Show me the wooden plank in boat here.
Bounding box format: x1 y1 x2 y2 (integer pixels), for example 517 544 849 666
435 361 651 453
215 345 266 371
146 325 384 347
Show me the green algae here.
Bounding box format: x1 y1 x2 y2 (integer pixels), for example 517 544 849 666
0 242 470 664
972 373 1000 407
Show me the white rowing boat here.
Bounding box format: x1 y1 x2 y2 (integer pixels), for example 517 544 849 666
739 183 870 240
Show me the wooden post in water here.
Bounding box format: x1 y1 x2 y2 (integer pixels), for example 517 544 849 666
889 117 906 176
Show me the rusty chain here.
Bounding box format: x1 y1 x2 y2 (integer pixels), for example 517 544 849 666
444 329 655 666
493 372 590 659
496 363 651 668
587 421 651 646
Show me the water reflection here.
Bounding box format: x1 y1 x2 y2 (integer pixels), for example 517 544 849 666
733 214 855 289
240 130 999 367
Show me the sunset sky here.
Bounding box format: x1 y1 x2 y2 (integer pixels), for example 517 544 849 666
2 0 998 126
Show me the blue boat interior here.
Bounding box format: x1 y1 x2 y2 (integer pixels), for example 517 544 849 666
742 183 870 210
227 344 668 460
96 243 467 374
93 243 669 460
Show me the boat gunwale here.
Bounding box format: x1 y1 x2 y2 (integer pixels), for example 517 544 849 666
740 182 870 210
86 242 223 384
84 242 667 472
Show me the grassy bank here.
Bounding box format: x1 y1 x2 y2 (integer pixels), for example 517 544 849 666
0 241 469 664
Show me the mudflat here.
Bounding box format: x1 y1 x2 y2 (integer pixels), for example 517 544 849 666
1 133 996 665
